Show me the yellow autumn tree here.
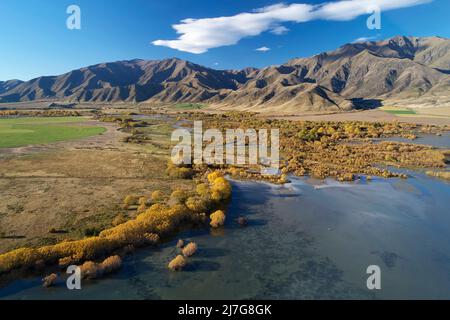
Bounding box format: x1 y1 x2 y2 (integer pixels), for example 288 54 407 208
210 210 226 228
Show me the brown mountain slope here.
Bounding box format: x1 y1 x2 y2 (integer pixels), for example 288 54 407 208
0 80 23 95
1 36 449 113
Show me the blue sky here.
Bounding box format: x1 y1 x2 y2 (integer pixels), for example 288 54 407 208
0 0 449 81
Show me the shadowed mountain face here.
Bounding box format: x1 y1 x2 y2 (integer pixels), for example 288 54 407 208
1 36 449 113
0 80 23 95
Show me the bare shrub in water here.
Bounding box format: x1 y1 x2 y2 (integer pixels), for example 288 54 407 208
168 255 187 271
42 273 58 287
182 242 198 257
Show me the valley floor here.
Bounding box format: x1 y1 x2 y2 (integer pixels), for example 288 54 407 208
270 108 450 126
0 116 192 254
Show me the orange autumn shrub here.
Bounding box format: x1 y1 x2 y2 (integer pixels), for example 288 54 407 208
195 183 210 197
112 213 128 227
42 273 58 287
169 189 188 206
123 195 139 206
100 255 122 274
207 171 223 184
185 196 209 213
151 190 164 202
210 210 226 228
168 255 187 271
80 261 101 279
182 242 198 257
80 255 122 280
210 177 232 201
0 171 232 275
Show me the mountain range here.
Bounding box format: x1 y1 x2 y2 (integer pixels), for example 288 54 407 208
1 36 449 113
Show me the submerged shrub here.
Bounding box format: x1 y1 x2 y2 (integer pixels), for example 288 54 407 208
182 242 198 257
42 273 58 288
237 217 248 227
80 255 122 280
168 255 187 271
176 239 185 249
100 255 122 274
80 261 102 280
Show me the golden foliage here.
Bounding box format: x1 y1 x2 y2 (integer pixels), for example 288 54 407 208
169 189 188 206
168 255 187 271
80 255 122 280
151 190 164 202
80 261 101 279
176 239 185 248
42 273 58 287
426 170 450 181
137 204 147 214
195 183 210 197
210 210 226 228
138 197 148 205
166 162 195 179
182 242 198 257
123 195 139 206
207 171 224 184
185 196 209 213
0 171 231 275
112 213 128 227
100 255 122 274
210 177 232 201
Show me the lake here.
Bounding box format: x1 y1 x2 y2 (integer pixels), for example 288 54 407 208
1 166 450 299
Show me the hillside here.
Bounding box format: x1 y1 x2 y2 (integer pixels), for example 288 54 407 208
1 36 449 113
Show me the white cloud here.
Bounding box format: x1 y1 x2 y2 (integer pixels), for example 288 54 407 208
153 0 432 54
270 25 289 35
353 36 378 43
256 46 271 52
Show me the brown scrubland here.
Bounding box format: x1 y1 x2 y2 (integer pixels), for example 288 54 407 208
0 167 231 277
0 109 448 283
182 112 449 181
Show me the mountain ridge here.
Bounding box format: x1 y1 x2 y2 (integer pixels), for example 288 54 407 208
1 35 449 113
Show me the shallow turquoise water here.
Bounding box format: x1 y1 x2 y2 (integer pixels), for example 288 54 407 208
1 168 449 300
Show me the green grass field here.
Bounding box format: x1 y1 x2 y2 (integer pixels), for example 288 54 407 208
0 117 106 148
382 108 417 115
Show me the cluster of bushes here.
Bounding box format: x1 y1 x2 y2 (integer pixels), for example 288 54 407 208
179 111 449 181
79 255 122 280
0 171 232 276
226 166 288 185
426 170 450 181
98 116 147 129
168 241 198 271
42 255 122 287
166 161 195 179
122 191 167 215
